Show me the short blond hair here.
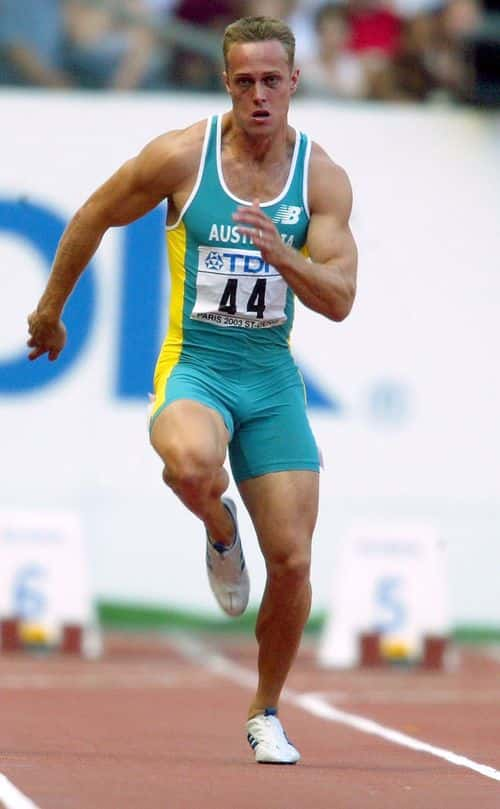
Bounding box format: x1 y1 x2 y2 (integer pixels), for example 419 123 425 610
223 16 296 71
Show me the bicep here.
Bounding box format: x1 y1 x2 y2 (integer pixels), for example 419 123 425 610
306 211 358 273
79 133 187 229
306 155 357 273
81 158 166 229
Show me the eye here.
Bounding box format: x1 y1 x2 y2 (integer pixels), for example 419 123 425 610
237 77 252 88
265 75 280 87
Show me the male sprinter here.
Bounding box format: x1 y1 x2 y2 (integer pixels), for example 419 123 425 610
27 16 357 764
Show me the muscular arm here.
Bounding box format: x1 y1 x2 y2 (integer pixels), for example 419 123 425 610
27 128 195 360
233 146 358 322
279 155 357 321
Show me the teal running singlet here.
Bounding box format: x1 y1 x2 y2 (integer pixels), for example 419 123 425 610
151 114 320 481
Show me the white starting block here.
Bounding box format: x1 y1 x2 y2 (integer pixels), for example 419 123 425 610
318 520 450 668
0 509 101 657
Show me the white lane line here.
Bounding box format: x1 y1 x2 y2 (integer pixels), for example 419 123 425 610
0 670 207 690
170 634 500 783
0 774 41 809
297 688 500 705
171 634 258 690
295 692 500 782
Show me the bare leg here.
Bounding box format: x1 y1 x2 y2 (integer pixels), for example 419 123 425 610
238 470 319 718
150 400 234 545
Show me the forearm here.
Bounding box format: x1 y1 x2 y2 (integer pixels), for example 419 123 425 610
232 187 358 321
37 206 106 318
277 247 356 322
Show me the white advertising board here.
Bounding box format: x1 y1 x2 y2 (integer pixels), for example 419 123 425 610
0 509 96 647
318 521 450 667
0 92 499 624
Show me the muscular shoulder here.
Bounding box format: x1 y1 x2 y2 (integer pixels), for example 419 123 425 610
132 118 208 198
308 141 353 222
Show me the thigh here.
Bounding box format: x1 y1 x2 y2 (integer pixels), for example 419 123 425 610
150 399 229 469
238 470 319 563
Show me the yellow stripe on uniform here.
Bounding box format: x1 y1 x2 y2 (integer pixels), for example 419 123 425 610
151 222 188 417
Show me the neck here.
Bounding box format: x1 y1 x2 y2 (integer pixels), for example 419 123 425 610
223 113 290 164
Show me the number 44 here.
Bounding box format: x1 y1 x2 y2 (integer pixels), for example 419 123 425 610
219 278 267 319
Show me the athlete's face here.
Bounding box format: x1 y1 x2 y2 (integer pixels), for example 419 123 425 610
224 40 299 134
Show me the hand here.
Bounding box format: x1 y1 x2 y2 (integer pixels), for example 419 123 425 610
232 199 287 267
27 310 67 362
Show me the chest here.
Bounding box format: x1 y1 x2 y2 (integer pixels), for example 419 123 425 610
220 155 293 204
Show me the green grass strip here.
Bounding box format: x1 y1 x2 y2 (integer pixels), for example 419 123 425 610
452 625 500 644
97 600 323 634
97 601 500 642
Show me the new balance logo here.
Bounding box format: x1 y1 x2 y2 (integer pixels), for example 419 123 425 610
272 205 302 226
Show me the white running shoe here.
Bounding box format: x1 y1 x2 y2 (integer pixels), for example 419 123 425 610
205 497 250 617
247 708 301 764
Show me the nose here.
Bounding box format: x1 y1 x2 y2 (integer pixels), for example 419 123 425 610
252 80 267 103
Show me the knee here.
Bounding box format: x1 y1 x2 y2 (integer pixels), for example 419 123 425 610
267 548 311 588
161 443 216 498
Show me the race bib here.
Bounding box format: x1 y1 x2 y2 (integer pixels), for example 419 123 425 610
191 246 288 329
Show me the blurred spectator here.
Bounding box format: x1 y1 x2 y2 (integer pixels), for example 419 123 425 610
288 0 329 62
301 3 367 98
0 0 490 104
343 0 403 97
390 0 441 21
145 0 177 11
245 0 288 13
368 0 481 101
63 0 165 90
246 0 403 97
346 0 402 57
0 0 72 88
175 0 242 27
370 11 438 99
425 0 481 99
463 3 500 106
168 0 242 91
245 0 323 62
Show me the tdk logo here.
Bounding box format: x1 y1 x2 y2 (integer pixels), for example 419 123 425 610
200 246 279 276
272 205 302 225
204 251 224 271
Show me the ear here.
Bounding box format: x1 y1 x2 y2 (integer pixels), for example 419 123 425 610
223 71 231 95
290 67 300 95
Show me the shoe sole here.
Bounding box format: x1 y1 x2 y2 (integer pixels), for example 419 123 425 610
256 759 298 765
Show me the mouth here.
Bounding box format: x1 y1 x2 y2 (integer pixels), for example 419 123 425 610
252 110 270 120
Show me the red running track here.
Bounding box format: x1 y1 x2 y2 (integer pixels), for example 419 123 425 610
1 633 499 809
